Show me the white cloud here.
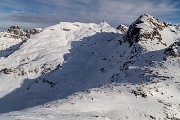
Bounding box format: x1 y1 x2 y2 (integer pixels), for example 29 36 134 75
40 0 178 26
95 0 178 25
0 0 179 30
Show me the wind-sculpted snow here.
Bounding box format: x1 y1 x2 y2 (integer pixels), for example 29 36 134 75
0 15 180 120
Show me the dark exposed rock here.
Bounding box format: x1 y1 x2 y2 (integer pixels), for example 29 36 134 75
124 14 167 46
2 68 13 74
164 41 180 58
117 24 128 33
131 89 147 98
63 28 71 31
7 26 42 39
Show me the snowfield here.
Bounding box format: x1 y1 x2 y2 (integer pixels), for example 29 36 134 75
0 14 180 120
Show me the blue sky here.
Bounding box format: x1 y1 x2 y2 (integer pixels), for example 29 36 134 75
0 0 180 31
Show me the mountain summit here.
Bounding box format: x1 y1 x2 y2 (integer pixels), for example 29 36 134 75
124 14 179 51
125 14 166 46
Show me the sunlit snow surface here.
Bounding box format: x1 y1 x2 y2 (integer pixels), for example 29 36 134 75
0 15 180 120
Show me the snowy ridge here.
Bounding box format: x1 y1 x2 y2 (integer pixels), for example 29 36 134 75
0 15 180 120
0 21 121 97
117 24 128 33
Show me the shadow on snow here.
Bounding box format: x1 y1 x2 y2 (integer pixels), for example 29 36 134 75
0 40 26 58
0 32 169 114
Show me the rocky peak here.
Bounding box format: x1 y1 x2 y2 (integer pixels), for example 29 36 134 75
136 14 166 29
124 14 168 46
99 21 111 27
117 24 128 33
7 26 24 36
164 41 180 59
7 26 42 39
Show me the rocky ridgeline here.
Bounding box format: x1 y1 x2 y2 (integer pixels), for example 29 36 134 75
7 26 42 39
1 62 58 76
164 41 180 59
124 14 171 46
117 24 128 33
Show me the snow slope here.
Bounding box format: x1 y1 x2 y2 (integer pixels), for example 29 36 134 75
0 21 122 109
0 14 180 120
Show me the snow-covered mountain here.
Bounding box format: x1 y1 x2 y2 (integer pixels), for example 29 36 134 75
0 14 180 120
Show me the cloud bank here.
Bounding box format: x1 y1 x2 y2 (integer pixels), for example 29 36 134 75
0 0 179 31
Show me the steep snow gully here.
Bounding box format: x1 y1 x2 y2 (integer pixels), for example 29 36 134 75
0 14 180 120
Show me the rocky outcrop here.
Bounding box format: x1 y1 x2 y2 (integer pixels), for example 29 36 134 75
7 26 42 39
164 41 180 58
124 14 168 46
117 24 128 33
